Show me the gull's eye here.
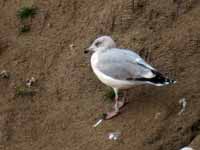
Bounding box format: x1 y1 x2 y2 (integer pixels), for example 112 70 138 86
95 41 101 47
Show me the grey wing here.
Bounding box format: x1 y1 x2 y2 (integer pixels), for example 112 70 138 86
96 49 155 80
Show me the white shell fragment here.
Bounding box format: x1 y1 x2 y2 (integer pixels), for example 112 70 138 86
178 97 187 115
108 131 121 140
180 146 193 150
93 119 103 128
26 77 36 87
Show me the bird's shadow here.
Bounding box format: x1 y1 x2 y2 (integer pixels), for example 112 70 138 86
121 85 178 121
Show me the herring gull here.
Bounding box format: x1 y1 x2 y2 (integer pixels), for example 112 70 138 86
85 36 176 120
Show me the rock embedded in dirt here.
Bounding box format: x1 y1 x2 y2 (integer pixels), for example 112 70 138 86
0 70 9 79
26 77 36 87
178 97 187 115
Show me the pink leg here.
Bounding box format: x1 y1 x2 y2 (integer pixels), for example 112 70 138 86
112 90 129 110
122 90 129 104
104 88 120 120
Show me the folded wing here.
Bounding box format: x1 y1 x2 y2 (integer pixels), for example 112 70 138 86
96 48 156 81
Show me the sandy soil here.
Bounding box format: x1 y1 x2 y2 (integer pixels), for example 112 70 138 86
0 0 200 150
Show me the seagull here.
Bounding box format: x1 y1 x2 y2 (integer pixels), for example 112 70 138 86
85 36 176 120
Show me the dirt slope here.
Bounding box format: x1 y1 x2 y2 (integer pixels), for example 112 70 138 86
0 0 200 150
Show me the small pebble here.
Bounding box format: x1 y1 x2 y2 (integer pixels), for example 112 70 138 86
69 44 75 50
47 23 52 28
178 97 187 115
26 77 36 87
154 112 161 119
0 70 9 79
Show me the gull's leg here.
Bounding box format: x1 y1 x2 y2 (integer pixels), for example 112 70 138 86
114 88 120 112
114 90 129 110
104 88 120 120
123 90 129 104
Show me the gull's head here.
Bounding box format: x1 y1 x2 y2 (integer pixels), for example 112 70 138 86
85 36 116 54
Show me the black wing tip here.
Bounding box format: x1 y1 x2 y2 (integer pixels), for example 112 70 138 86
152 72 176 86
136 70 176 86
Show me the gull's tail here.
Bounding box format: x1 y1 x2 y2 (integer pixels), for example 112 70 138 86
136 70 176 86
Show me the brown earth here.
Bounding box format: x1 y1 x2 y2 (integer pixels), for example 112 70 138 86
0 0 200 150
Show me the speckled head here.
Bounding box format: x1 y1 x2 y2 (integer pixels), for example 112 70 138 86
85 36 116 53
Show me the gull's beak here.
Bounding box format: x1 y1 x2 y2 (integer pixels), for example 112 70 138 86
84 48 90 54
84 46 94 54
